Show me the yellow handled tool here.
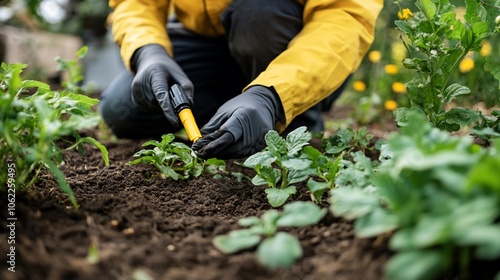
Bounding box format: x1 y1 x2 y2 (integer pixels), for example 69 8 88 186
169 84 202 142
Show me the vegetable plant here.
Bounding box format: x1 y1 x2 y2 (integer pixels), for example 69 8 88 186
330 112 500 280
213 201 327 270
243 126 313 207
394 0 500 132
0 52 109 208
128 133 226 180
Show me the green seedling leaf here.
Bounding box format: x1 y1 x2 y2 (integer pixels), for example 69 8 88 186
386 250 446 280
307 179 330 204
277 201 327 227
330 188 379 220
212 229 261 254
68 136 109 166
355 208 398 238
265 130 287 156
265 186 296 207
389 216 449 250
285 126 311 156
256 232 302 269
243 150 276 168
87 244 100 264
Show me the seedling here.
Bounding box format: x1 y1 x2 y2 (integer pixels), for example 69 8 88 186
128 133 225 180
243 126 313 207
213 201 327 269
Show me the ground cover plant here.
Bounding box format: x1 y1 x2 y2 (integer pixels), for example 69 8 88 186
2 0 500 279
0 47 108 207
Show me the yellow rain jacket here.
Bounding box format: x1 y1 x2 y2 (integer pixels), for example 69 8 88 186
109 0 383 131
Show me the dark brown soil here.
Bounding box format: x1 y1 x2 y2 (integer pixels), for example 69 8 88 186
0 115 393 280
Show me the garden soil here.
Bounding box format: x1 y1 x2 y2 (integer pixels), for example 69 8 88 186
0 136 391 280
0 105 396 280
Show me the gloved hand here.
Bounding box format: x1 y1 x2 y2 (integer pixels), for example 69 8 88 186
192 86 284 159
131 44 194 127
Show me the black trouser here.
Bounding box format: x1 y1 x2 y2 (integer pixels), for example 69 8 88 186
100 0 346 139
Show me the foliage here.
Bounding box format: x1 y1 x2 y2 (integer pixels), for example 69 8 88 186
128 133 226 180
213 201 327 270
330 112 500 280
243 126 314 207
394 0 500 132
0 54 109 208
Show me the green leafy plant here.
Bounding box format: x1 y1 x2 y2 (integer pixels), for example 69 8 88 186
301 145 342 204
128 133 226 180
322 127 375 156
330 112 500 280
0 58 109 208
243 126 313 207
394 0 500 132
213 201 327 269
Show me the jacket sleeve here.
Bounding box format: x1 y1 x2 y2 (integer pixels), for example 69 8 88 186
245 0 383 132
108 0 171 70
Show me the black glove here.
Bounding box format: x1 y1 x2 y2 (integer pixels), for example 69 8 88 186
130 44 193 127
192 86 284 159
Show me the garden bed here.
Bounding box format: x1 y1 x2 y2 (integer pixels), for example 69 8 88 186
0 125 392 280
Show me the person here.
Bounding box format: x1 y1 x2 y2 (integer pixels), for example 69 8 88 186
100 0 383 159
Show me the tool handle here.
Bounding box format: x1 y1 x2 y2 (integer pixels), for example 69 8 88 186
178 108 202 142
169 84 190 114
169 84 202 142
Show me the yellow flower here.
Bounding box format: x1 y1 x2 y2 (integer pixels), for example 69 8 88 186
385 64 399 75
392 82 406 94
353 81 367 92
459 57 475 73
368 50 381 63
385 100 398 111
480 41 492 57
397 8 413 20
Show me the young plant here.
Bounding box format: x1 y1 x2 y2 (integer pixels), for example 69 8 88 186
0 58 109 208
330 112 500 280
128 133 226 180
322 127 374 156
243 126 313 207
301 145 342 204
213 201 327 270
394 0 500 132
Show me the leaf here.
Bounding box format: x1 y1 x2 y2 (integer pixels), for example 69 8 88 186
440 107 480 131
329 188 379 220
385 250 446 280
70 136 110 166
253 165 281 187
277 201 327 227
243 151 276 168
485 55 500 89
45 161 78 208
238 216 261 227
265 186 296 207
212 229 261 254
256 232 302 269
419 0 437 20
389 216 449 250
307 179 330 203
265 130 287 156
354 208 398 238
286 126 311 157
281 158 311 171
442 83 471 103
